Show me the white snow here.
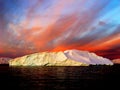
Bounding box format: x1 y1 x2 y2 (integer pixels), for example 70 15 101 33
64 49 113 65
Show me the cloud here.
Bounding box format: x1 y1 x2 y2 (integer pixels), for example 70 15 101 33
0 0 120 59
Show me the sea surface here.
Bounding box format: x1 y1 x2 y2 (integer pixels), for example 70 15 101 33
0 64 120 90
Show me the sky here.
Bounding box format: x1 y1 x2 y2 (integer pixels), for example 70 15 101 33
0 0 120 59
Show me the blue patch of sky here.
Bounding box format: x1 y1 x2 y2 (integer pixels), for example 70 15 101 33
82 0 120 37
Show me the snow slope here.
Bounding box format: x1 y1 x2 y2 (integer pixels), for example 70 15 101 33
64 49 113 65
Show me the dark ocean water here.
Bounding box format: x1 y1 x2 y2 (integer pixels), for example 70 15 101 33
0 65 120 90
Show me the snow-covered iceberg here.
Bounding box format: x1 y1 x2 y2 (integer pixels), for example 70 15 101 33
112 59 120 64
0 57 12 64
64 49 113 65
9 49 113 66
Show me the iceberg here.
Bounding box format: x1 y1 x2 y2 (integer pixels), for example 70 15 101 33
9 49 113 66
112 59 120 64
0 57 12 64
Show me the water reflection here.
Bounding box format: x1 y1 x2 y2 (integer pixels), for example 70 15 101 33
7 66 120 90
